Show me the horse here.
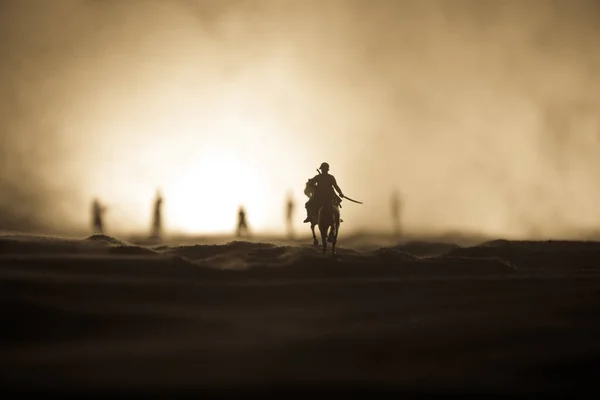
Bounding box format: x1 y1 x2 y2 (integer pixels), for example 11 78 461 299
308 195 342 248
317 200 341 255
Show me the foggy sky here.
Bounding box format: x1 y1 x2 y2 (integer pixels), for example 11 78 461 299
1 0 600 238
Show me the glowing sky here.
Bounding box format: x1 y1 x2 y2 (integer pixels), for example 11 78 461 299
1 0 600 238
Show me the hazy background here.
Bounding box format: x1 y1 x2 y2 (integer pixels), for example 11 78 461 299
1 0 599 238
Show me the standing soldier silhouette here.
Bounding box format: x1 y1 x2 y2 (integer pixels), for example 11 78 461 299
150 190 163 240
237 206 250 237
286 193 295 238
91 198 106 235
391 189 402 237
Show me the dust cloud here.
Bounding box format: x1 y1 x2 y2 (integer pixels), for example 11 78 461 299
1 0 599 238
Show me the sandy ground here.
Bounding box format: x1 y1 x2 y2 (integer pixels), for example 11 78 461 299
1 233 600 396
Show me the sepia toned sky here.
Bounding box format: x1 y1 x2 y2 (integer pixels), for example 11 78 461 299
1 0 600 238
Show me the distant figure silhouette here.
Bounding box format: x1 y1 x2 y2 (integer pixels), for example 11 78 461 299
91 198 106 235
304 162 344 247
237 206 250 237
286 193 295 239
391 190 402 237
150 190 163 240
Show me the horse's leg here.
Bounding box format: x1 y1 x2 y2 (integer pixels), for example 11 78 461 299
314 207 323 246
327 210 337 243
327 224 335 242
331 210 340 254
319 225 328 254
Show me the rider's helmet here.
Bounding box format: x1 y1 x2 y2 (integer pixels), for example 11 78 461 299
319 162 330 172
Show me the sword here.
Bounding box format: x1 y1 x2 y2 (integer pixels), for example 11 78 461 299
342 195 363 204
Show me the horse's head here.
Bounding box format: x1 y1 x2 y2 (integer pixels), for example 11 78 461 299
304 184 314 198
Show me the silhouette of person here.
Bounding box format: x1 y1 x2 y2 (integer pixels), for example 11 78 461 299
91 198 106 235
237 206 249 237
286 193 295 238
391 190 402 237
303 162 344 223
150 190 163 240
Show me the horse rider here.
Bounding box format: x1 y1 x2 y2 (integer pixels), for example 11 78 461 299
303 162 345 223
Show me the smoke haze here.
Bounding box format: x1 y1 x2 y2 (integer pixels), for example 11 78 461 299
1 0 599 238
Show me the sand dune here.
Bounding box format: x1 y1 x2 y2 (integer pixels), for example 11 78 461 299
1 233 518 278
2 233 600 395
